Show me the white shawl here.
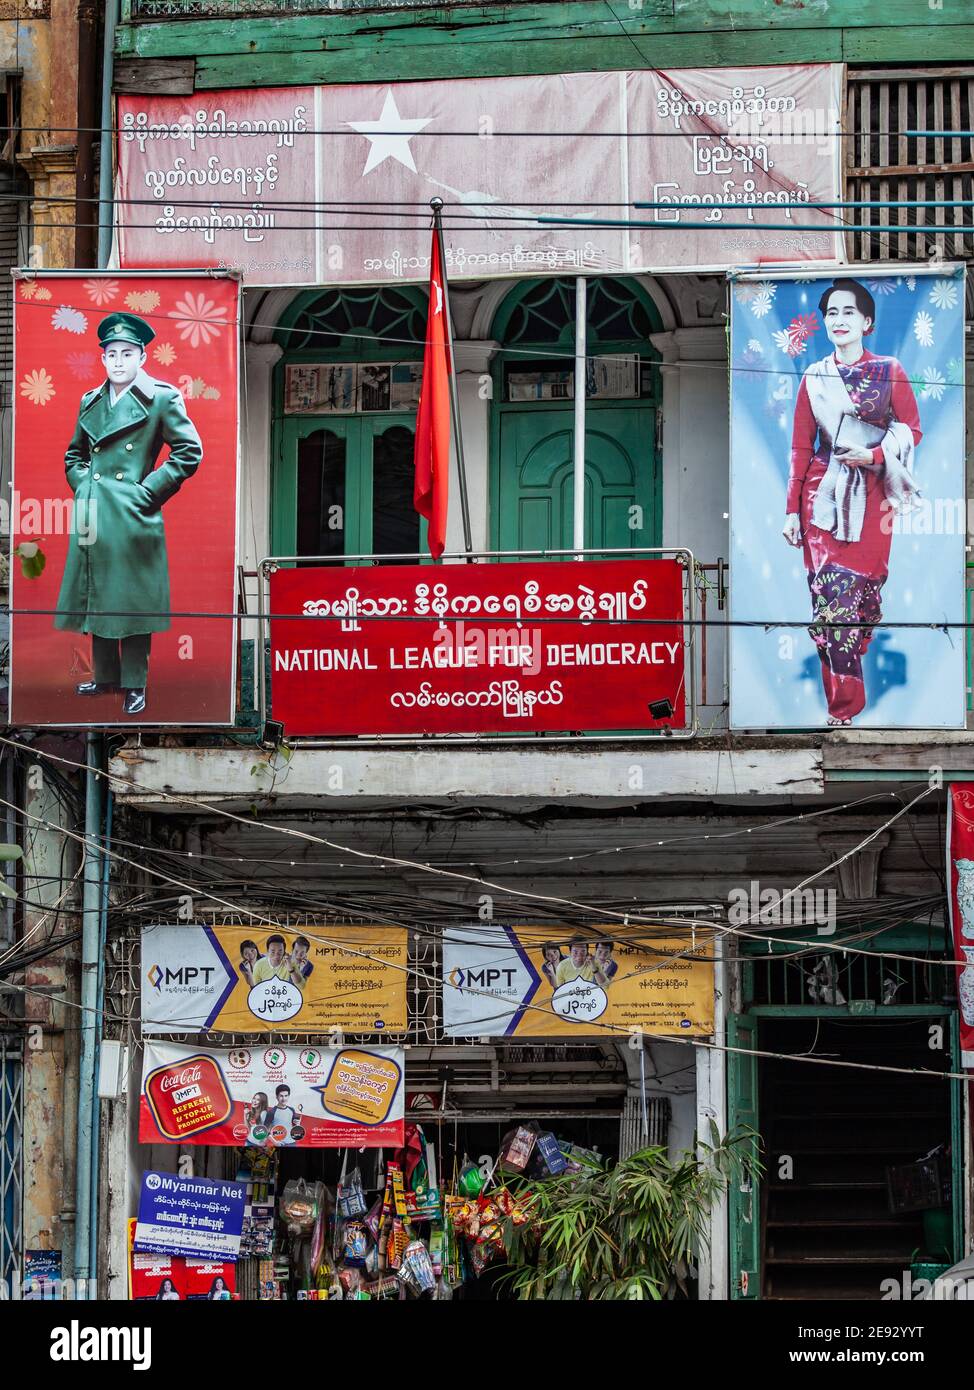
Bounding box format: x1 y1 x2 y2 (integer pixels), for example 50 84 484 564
804 354 919 542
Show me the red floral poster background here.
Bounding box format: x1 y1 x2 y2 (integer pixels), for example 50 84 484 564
10 273 239 725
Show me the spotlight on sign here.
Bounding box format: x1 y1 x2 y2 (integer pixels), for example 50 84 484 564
648 699 674 721
260 719 285 750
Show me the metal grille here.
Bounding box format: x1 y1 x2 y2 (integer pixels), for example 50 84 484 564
106 913 449 1048
746 948 954 1010
845 66 974 263
498 276 656 349
278 285 427 356
619 1094 670 1159
0 1036 22 1288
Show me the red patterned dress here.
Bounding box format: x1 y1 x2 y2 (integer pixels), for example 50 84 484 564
787 349 921 721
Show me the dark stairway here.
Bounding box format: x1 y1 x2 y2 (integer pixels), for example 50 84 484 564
759 1017 953 1300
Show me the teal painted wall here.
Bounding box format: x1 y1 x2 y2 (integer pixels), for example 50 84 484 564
116 1 974 88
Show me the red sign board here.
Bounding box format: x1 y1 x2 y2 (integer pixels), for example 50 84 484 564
269 559 686 737
10 272 240 726
948 784 974 1062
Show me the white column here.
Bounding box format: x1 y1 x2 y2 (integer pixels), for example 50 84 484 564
696 934 728 1300
242 343 283 575
451 340 499 556
573 277 587 554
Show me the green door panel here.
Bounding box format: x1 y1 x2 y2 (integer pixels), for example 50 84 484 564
275 412 422 559
727 1012 761 1300
494 405 658 554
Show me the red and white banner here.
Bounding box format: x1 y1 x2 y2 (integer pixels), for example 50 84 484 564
269 557 686 737
116 65 842 285
947 785 974 1064
139 1040 405 1149
129 1221 237 1301
10 272 240 726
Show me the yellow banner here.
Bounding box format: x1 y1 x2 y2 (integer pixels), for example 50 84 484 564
141 923 407 1034
443 926 714 1038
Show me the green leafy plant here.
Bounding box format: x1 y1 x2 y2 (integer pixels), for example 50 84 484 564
500 1122 760 1301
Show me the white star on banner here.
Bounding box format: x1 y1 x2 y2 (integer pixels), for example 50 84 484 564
347 88 433 177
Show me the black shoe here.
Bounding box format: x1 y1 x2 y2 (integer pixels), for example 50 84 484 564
123 688 146 716
76 682 117 696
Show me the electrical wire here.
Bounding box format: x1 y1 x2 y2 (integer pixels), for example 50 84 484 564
0 733 957 971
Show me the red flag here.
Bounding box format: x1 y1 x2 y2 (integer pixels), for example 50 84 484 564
414 231 451 559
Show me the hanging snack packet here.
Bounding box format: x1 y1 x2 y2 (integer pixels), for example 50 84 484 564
387 1162 409 1217
337 1166 368 1219
458 1156 485 1198
342 1221 368 1268
498 1123 538 1174
532 1131 569 1176
364 1197 383 1242
279 1177 319 1236
398 1240 436 1294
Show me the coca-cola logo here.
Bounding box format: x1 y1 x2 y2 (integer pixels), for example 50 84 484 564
143 1052 233 1143
159 1064 202 1093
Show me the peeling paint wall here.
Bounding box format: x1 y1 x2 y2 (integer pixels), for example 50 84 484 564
20 780 81 1273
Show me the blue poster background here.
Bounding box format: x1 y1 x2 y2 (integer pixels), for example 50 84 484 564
135 1171 246 1263
730 267 966 729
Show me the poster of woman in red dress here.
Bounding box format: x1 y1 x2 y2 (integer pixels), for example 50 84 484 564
782 278 921 724
730 266 965 731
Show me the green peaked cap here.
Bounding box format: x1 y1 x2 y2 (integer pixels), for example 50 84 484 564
97 311 155 349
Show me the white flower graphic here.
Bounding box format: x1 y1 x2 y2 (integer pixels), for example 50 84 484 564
170 292 224 349
929 278 958 311
746 338 764 355
867 278 899 296
905 276 916 292
749 284 776 319
83 278 118 307
919 366 946 401
913 311 934 349
52 305 87 335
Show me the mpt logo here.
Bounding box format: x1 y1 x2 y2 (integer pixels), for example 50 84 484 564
448 965 519 994
149 965 217 988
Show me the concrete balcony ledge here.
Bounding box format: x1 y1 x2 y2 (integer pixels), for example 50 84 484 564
108 739 826 809
104 728 974 811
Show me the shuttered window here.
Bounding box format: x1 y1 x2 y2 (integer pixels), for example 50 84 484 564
846 66 974 264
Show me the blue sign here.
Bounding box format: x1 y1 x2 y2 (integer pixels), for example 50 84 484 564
134 1171 247 1263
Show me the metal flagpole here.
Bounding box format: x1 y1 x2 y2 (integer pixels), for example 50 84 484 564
429 198 473 557
573 275 587 556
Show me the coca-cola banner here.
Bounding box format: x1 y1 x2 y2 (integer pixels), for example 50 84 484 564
269 558 687 737
947 785 974 1065
139 1040 405 1148
116 65 842 285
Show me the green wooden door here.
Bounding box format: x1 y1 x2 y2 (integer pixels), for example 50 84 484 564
493 404 658 554
274 414 421 558
727 1011 762 1300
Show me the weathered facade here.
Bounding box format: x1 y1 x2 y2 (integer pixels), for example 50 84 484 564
5 0 974 1303
0 0 100 1297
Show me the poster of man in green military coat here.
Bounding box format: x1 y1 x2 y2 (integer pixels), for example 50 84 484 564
54 312 203 716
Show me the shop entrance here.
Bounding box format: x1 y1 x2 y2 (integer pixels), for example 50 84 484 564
728 1014 962 1301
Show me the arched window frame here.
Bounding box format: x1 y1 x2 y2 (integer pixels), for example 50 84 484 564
487 276 665 552
271 286 427 557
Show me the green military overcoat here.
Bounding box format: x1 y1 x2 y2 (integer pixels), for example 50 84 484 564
54 370 203 639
